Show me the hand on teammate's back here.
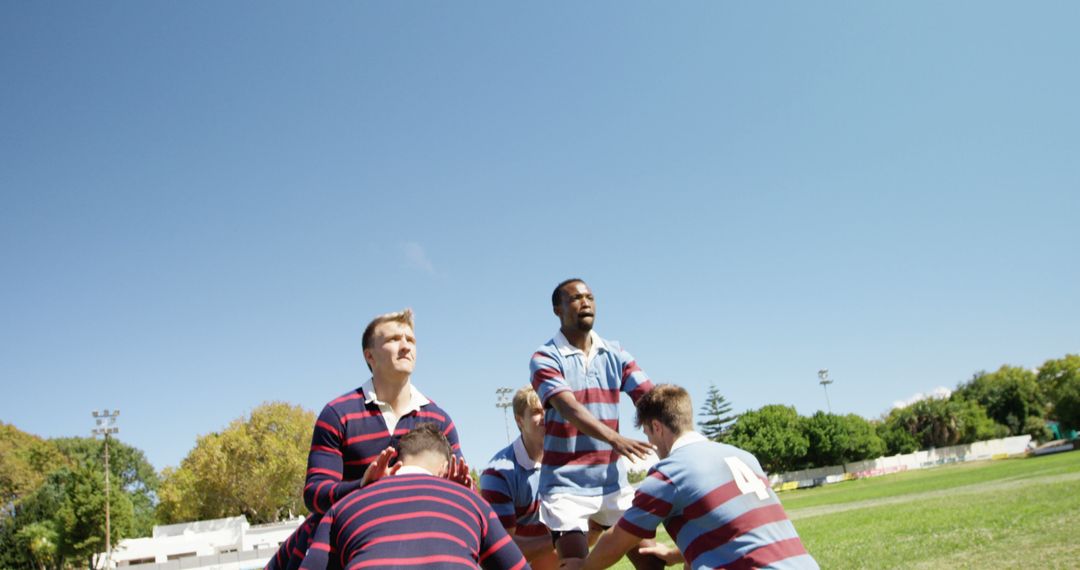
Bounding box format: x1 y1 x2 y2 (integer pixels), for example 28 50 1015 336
611 435 655 462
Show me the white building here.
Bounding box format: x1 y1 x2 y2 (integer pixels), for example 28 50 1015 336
98 516 303 569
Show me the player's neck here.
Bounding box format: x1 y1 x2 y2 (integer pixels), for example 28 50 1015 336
372 373 412 413
522 432 544 461
561 327 592 353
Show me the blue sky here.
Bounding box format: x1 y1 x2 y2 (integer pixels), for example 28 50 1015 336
2 1 1078 474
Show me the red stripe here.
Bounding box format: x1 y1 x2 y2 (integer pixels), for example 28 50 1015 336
309 542 330 552
340 410 379 423
345 431 391 446
616 517 656 539
316 420 342 437
569 387 621 404
416 410 447 422
682 480 743 519
307 467 342 479
541 449 619 466
531 366 564 386
631 488 673 518
722 537 809 570
682 504 791 562
340 493 481 538
310 445 342 455
348 555 476 568
621 361 642 383
329 391 363 405
344 510 480 549
628 382 652 404
546 418 618 438
362 530 469 550
481 490 512 504
479 533 513 562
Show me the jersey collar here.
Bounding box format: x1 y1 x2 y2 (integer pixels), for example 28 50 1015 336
553 329 607 361
670 430 708 453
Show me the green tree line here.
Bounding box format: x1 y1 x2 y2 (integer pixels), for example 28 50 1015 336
0 402 312 570
700 354 1080 474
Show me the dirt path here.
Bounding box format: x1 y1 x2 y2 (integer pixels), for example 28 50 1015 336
787 471 1080 520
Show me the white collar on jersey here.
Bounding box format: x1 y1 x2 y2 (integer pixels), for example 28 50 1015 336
362 378 430 410
394 465 435 476
553 329 607 360
670 430 708 453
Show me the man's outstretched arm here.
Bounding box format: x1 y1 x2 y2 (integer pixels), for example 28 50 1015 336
548 392 653 461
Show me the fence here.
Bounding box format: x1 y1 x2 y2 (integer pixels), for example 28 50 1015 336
769 435 1032 491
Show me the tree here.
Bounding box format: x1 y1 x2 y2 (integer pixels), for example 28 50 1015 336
953 366 1045 437
157 402 315 524
1050 372 1080 433
883 396 1005 452
697 384 737 442
14 521 58 570
55 466 134 569
802 412 885 468
0 423 69 513
724 405 808 474
1037 354 1080 432
50 437 160 537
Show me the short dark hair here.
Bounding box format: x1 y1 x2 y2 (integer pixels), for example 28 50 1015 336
552 278 586 307
395 422 451 463
635 384 695 434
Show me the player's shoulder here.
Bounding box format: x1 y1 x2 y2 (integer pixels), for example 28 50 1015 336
324 387 365 413
484 443 516 471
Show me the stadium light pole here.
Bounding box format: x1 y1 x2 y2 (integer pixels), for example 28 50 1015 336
495 387 513 444
92 409 120 570
818 369 833 414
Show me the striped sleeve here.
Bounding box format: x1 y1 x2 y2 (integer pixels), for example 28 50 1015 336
616 345 653 404
304 404 363 514
478 503 528 570
297 511 334 570
530 348 569 406
480 466 517 532
617 468 674 539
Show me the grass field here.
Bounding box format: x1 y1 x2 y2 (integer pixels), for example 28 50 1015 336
611 450 1080 569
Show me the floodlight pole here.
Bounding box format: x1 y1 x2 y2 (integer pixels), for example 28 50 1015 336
495 388 513 444
92 409 120 569
818 369 834 414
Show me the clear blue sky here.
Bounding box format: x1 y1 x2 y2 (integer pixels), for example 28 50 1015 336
2 1 1078 474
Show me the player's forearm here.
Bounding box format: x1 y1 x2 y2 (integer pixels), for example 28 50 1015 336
581 533 630 570
551 394 620 443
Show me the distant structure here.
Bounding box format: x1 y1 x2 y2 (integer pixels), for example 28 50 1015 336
96 516 302 569
818 369 834 413
495 386 513 443
91 409 120 569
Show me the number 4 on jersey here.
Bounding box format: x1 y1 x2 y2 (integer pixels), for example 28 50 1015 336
724 456 770 500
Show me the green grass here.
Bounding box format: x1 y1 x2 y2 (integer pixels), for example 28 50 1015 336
610 451 1080 569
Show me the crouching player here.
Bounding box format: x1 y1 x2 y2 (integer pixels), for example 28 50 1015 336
300 423 526 570
481 387 558 569
582 384 818 570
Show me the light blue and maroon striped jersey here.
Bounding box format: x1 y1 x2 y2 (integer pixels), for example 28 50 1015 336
299 473 529 570
304 385 462 515
480 438 548 537
529 331 653 496
618 436 818 570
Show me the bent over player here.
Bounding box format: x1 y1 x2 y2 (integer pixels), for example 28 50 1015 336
268 309 464 569
583 384 818 570
300 423 526 570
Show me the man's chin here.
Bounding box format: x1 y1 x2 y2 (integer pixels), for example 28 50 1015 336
576 320 594 333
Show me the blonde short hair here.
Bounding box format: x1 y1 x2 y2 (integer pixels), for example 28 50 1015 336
362 308 414 351
512 386 542 419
